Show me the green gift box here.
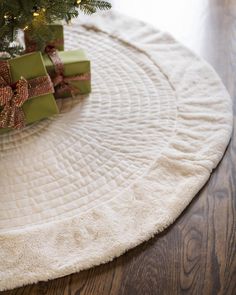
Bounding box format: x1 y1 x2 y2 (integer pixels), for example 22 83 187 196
0 52 59 133
43 49 91 98
24 24 64 53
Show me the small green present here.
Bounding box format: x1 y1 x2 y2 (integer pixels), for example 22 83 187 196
43 49 91 98
24 24 64 53
0 52 59 133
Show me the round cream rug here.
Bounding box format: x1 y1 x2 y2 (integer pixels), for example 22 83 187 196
0 12 232 291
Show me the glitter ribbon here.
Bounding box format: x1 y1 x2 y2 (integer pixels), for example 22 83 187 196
45 46 90 98
25 36 64 53
0 60 54 129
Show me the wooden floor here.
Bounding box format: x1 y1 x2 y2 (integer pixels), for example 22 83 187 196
1 0 235 294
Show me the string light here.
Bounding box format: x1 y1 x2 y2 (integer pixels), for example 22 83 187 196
4 13 16 20
32 7 46 17
77 0 82 4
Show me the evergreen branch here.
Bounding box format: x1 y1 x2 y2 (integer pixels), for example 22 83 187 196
78 4 97 15
0 0 112 56
78 0 111 14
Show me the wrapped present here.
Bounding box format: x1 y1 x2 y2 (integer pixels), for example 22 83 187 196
0 52 59 133
24 24 64 53
43 48 91 98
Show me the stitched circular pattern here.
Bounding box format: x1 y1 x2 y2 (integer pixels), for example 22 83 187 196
0 26 177 230
0 12 232 291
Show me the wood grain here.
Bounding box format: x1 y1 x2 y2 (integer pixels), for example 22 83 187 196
1 0 235 294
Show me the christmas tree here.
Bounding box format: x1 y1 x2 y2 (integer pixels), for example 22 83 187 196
0 0 111 57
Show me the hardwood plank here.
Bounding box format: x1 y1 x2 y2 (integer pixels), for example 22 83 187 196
1 0 235 294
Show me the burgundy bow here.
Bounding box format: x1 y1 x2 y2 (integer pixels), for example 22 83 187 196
0 60 54 129
45 46 90 98
25 36 64 53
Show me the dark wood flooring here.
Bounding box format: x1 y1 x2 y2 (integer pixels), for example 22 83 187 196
1 0 235 294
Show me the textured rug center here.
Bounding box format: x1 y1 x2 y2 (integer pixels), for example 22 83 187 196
0 27 177 232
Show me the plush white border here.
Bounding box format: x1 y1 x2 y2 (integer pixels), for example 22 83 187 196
0 12 232 291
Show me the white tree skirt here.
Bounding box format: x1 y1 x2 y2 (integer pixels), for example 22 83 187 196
0 12 232 291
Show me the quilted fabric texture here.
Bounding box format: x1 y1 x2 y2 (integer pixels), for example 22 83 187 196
0 12 233 291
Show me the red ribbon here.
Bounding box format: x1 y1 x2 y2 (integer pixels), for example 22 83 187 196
25 35 64 53
45 46 90 98
0 60 54 129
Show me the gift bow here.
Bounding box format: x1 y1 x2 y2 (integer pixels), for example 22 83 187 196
0 60 54 129
45 46 90 98
52 71 91 97
0 75 29 129
25 36 64 53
